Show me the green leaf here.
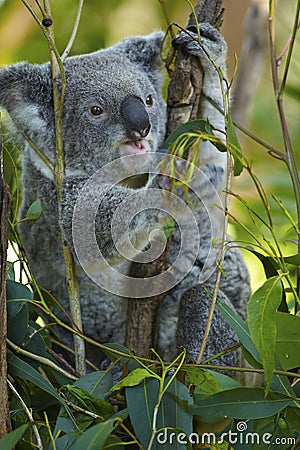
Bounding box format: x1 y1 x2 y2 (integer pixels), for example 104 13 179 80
163 119 212 149
102 435 125 449
283 253 300 266
285 84 300 101
101 343 130 363
275 311 300 370
6 281 33 345
159 377 193 449
7 300 28 345
126 377 159 449
226 113 243 176
75 371 113 399
245 247 279 278
8 352 71 415
25 198 42 221
245 248 300 310
285 407 300 433
0 424 28 450
64 385 114 419
244 248 288 312
192 388 293 422
163 119 227 154
162 218 175 240
183 367 221 395
126 377 193 450
110 368 156 392
247 276 283 394
216 299 261 364
6 261 15 280
73 419 116 450
51 371 115 449
206 369 242 391
6 280 33 301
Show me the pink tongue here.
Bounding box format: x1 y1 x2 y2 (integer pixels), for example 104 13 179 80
132 140 144 150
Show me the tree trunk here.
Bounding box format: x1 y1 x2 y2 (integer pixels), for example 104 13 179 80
125 0 224 357
0 119 11 437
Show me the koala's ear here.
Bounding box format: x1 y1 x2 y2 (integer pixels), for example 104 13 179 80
113 31 164 74
0 61 53 135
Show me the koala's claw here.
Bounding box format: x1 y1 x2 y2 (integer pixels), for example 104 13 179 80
187 23 221 43
172 22 227 67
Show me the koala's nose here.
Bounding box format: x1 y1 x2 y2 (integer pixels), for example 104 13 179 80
120 96 151 140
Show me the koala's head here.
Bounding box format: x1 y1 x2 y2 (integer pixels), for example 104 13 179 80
0 32 166 176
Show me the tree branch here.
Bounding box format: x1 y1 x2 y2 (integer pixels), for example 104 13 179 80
0 116 11 437
125 0 224 357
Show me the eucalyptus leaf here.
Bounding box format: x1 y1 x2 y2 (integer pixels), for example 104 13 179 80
102 435 125 449
51 371 115 449
247 276 283 393
275 311 300 370
8 352 71 417
243 247 287 312
183 366 221 395
72 419 116 450
101 343 130 363
126 377 193 450
6 280 33 302
110 368 156 392
162 218 176 239
25 198 42 221
216 299 261 363
283 253 300 266
74 371 113 399
226 113 243 176
163 119 212 149
192 388 293 422
64 385 114 419
126 377 159 449
0 424 28 450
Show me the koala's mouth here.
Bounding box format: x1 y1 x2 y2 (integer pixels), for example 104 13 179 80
119 138 152 156
128 140 149 151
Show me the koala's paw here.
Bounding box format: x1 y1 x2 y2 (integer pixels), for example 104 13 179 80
173 22 227 70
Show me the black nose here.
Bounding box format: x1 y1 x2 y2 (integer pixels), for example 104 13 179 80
120 96 151 140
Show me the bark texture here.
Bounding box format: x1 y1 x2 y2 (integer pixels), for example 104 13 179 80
0 120 11 437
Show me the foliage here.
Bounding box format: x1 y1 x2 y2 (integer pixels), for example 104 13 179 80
0 0 300 449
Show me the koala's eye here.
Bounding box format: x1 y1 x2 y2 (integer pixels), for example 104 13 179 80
146 95 153 106
90 105 104 116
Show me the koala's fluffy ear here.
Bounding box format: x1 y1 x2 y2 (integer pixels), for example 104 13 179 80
0 61 53 136
112 31 164 75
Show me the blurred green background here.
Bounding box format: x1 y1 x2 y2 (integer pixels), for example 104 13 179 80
0 0 299 293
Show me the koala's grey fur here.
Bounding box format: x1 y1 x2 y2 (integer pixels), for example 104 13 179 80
0 24 250 369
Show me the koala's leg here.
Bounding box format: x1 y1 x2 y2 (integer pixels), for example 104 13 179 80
176 285 241 373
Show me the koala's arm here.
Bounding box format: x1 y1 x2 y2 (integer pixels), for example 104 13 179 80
60 175 171 265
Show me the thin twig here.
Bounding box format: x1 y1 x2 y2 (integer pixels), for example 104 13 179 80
7 339 78 381
7 378 43 450
279 1 300 96
41 0 86 374
61 0 85 61
276 17 300 65
196 151 231 364
50 338 99 372
269 0 300 300
291 433 300 450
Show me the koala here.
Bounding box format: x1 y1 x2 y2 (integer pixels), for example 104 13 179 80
0 24 250 370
